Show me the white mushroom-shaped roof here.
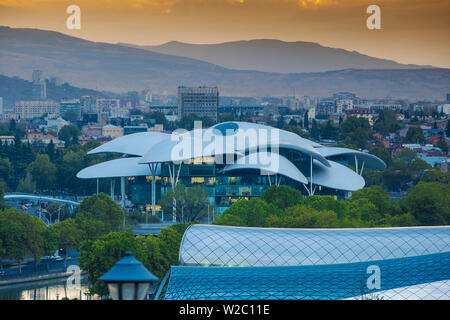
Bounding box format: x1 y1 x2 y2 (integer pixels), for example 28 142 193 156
76 157 159 179
308 159 365 191
316 147 387 170
139 131 244 164
219 152 308 184
207 122 329 167
87 132 170 156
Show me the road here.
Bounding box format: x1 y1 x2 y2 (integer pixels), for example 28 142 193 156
0 257 79 280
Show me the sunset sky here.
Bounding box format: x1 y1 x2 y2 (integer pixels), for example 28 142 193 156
1 0 449 68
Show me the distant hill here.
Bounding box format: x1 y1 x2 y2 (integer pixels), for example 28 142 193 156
121 39 432 74
1 26 449 99
0 74 108 107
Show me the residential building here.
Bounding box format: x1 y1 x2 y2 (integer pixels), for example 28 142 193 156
14 101 59 120
31 70 47 100
102 124 124 138
96 99 121 117
60 99 81 118
178 86 219 122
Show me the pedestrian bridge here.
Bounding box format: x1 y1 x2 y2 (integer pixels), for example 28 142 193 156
4 193 80 207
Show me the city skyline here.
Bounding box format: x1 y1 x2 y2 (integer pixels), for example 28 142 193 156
0 0 449 68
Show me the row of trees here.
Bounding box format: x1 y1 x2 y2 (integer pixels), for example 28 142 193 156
1 188 193 298
365 143 449 191
215 183 450 228
0 193 124 273
0 136 118 195
285 111 448 152
78 223 190 297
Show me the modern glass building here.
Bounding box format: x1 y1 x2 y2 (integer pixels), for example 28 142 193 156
77 121 386 213
162 225 450 300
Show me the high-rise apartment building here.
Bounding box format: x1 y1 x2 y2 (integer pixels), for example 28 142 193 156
60 99 81 118
178 86 219 122
96 99 120 117
14 101 59 120
31 70 47 100
81 95 96 114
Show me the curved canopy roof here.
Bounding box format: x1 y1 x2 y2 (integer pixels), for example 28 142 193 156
77 157 159 179
166 252 450 300
219 152 308 184
179 225 450 267
139 133 244 164
87 132 170 156
316 147 387 170
308 159 365 191
207 122 330 167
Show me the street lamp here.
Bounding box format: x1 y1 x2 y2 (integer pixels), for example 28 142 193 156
100 251 158 300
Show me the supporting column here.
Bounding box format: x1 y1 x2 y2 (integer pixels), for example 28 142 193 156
110 179 115 200
355 155 359 173
360 161 365 176
96 178 99 195
310 156 313 195
120 176 125 230
168 162 182 223
120 176 125 208
149 163 157 218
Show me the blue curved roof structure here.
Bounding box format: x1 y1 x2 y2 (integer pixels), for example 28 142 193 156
179 225 450 267
166 252 450 300
163 225 450 300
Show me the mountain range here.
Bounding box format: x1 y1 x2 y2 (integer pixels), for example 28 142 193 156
120 39 431 74
1 26 449 99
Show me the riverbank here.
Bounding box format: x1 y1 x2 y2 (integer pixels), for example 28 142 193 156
0 271 72 288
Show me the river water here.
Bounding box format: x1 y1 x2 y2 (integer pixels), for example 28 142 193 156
0 274 96 300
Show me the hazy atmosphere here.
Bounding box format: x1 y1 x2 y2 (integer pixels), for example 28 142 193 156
1 0 449 68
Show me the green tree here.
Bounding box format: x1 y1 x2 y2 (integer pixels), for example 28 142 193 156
321 120 339 140
25 216 46 271
395 148 417 164
271 205 339 228
351 186 391 216
369 143 392 167
403 182 450 225
184 186 211 222
0 158 14 188
0 181 7 210
78 231 147 297
261 185 303 210
0 210 27 271
160 184 186 221
42 225 59 271
75 193 123 233
17 172 36 193
404 126 425 143
215 198 281 227
435 139 449 153
58 125 80 146
55 218 83 268
26 154 57 192
382 161 411 191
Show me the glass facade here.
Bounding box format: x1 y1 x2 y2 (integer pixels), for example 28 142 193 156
161 225 450 300
179 225 450 267
166 252 450 300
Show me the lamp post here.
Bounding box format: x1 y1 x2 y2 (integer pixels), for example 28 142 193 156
100 251 158 300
